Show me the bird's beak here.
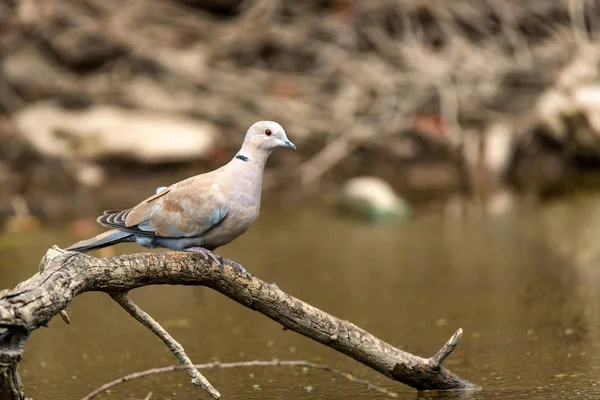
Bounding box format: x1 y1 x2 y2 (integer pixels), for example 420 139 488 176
281 138 297 150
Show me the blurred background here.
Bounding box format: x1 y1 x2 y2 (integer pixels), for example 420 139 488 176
3 0 600 399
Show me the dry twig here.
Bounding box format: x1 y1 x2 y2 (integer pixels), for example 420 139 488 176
109 292 220 399
82 359 401 400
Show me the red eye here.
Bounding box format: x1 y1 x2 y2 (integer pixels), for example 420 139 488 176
264 129 272 136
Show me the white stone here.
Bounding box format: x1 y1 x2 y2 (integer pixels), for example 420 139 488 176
342 177 399 209
574 84 600 133
339 176 410 220
13 103 218 163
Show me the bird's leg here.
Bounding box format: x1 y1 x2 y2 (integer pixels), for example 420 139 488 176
185 246 224 270
184 247 250 278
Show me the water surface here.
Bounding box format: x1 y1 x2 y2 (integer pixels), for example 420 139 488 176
3 195 600 399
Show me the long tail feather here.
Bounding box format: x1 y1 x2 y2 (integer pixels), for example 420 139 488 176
66 229 134 253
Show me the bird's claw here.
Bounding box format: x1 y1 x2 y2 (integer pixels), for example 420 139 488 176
227 260 251 279
185 247 250 278
185 246 223 269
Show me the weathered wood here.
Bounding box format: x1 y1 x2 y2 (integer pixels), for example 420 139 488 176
109 291 220 398
0 247 479 399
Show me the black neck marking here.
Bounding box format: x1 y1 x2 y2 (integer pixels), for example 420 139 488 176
235 154 250 162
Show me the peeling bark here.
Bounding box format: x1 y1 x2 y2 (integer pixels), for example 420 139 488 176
0 247 479 399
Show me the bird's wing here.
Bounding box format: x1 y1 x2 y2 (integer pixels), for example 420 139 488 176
97 175 229 238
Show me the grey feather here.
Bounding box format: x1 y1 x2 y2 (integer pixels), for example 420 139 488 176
66 229 134 252
208 207 227 225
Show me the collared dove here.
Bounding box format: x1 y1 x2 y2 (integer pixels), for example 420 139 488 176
66 121 296 275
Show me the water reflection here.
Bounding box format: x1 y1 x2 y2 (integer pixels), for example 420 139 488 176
2 195 600 399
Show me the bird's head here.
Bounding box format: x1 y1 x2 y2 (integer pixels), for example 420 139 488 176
243 121 296 153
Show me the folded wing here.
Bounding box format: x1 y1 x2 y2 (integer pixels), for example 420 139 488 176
98 177 229 238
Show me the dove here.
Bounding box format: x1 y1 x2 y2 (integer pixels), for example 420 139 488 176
66 121 296 275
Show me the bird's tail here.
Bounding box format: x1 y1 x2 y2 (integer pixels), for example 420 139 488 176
66 229 134 253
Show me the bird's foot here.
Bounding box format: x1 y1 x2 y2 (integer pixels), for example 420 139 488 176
185 246 224 270
185 247 250 279
227 260 250 279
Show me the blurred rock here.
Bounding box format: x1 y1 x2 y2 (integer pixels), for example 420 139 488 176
338 177 411 221
533 53 600 157
13 103 219 164
574 85 600 134
535 84 600 156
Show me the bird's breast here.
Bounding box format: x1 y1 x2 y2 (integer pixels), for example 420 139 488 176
200 165 263 249
201 201 258 249
229 190 260 225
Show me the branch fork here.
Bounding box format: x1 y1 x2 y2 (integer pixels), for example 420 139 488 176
429 328 463 370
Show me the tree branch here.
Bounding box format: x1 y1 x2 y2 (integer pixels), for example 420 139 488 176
83 359 401 400
429 328 463 369
0 247 479 400
109 291 220 399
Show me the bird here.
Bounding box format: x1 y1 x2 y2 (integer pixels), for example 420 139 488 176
66 121 296 276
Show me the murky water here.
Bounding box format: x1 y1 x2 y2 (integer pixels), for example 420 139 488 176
3 194 600 399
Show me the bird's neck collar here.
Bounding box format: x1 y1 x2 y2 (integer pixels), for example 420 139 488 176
235 153 250 162
234 144 271 167
233 151 268 168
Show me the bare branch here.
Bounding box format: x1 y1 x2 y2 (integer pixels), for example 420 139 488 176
0 247 479 399
109 291 220 399
58 310 70 324
83 359 400 400
429 328 464 370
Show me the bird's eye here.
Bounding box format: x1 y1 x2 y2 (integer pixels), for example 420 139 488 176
264 129 272 136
